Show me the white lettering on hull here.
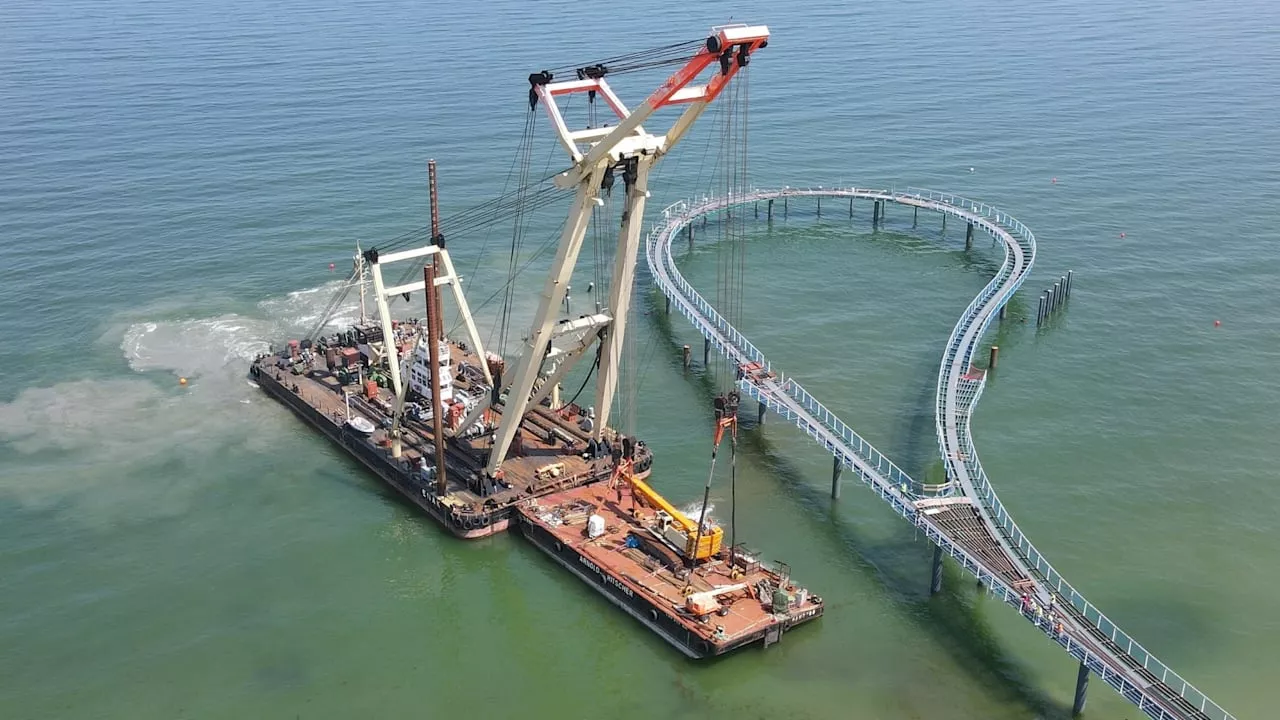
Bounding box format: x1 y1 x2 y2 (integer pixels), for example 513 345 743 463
579 555 635 598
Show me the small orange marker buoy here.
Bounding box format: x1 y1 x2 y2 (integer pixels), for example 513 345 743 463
1119 232 1126 238
1214 320 1221 327
179 377 188 386
329 263 336 270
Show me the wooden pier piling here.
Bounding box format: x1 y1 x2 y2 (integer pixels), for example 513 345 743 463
756 400 766 425
682 344 691 370
965 222 974 250
703 337 710 367
831 455 842 499
988 345 999 370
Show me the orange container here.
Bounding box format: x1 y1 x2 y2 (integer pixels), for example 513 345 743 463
364 380 378 400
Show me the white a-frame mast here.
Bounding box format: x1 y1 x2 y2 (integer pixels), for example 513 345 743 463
481 24 770 477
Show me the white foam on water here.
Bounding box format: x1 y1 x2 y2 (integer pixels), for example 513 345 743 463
0 274 517 523
681 501 718 532
0 280 371 520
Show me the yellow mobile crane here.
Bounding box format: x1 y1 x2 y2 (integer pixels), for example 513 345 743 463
607 392 740 563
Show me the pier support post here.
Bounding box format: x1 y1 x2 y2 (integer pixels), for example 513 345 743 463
999 305 1007 321
965 223 974 250
930 544 944 595
988 345 999 370
784 197 788 217
703 337 710 367
665 296 671 315
757 399 766 425
817 197 821 216
1066 270 1073 298
682 344 691 370
849 197 853 217
831 455 842 499
1072 662 1089 716
872 200 881 225
767 198 774 220
754 202 758 219
913 206 918 227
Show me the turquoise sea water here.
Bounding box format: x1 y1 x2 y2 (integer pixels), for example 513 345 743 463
2 0 1278 717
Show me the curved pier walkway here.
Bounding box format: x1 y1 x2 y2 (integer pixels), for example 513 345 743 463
645 187 1233 720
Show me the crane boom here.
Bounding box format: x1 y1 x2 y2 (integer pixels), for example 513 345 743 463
483 24 770 477
609 460 724 561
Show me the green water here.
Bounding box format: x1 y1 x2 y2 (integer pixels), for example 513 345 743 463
2 0 1278 718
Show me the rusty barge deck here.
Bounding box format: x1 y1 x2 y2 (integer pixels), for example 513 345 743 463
514 483 823 658
250 334 651 539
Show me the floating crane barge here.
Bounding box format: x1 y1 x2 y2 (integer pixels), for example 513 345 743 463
250 158 651 539
252 21 821 657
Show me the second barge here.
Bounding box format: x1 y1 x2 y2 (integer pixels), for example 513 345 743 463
516 452 823 658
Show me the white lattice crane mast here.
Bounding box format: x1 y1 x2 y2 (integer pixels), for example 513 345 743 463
481 24 770 477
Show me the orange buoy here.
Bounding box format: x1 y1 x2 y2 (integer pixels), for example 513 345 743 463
179 377 188 386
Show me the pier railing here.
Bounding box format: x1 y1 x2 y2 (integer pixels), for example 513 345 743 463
651 194 928 496
914 188 1234 720
646 186 1234 720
